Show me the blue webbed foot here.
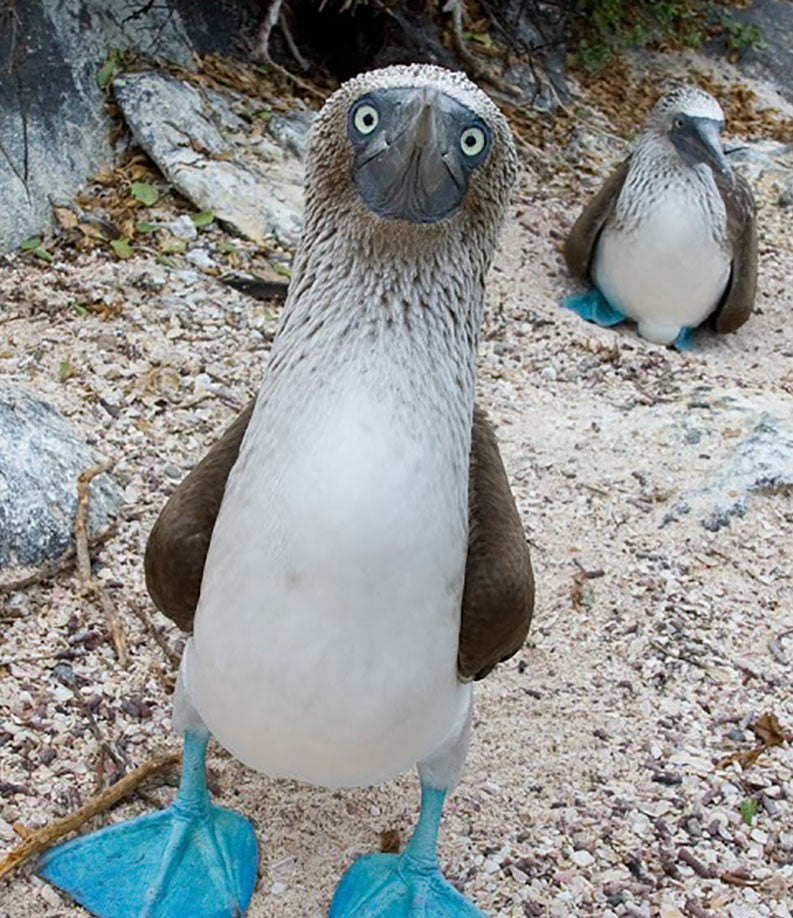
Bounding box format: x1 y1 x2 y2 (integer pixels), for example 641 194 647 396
329 852 484 917
329 786 486 917
673 326 695 351
561 288 625 327
38 733 257 918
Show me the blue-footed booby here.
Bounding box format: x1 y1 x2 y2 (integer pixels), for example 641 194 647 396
38 64 534 918
563 86 757 349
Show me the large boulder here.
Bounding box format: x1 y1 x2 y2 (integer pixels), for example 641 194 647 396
0 385 121 578
0 0 258 254
113 72 312 247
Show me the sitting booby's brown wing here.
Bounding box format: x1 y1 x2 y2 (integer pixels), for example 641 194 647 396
563 159 631 281
145 402 534 678
712 171 758 334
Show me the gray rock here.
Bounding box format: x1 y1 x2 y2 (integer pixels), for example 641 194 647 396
0 385 121 575
716 0 793 105
725 139 793 183
660 391 793 531
0 0 258 254
114 72 311 248
779 174 793 207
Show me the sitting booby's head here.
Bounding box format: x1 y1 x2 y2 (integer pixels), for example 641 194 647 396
645 86 732 180
304 64 516 245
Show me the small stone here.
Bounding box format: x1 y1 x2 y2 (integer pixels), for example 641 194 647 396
39 884 63 908
571 849 594 867
271 881 286 896
166 214 198 241
541 365 557 381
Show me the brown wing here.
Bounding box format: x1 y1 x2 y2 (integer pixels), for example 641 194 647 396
145 403 535 678
712 172 758 334
457 406 534 681
564 158 631 281
144 400 254 631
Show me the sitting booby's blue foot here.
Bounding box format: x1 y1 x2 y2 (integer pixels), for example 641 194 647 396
673 326 695 351
329 785 485 917
561 287 625 327
38 732 257 918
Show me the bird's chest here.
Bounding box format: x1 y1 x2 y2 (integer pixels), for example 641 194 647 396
187 364 472 785
595 180 731 331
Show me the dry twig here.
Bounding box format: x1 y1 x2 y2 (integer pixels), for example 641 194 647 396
0 751 180 882
74 461 129 668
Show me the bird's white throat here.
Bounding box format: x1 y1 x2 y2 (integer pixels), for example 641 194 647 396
184 243 482 787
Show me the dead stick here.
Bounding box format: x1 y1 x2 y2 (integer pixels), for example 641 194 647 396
128 601 180 668
74 462 129 667
0 751 180 882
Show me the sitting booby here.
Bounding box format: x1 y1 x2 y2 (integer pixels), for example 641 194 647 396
39 64 534 918
562 86 757 349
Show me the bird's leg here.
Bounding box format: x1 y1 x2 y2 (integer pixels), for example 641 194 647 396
38 667 258 918
329 694 487 916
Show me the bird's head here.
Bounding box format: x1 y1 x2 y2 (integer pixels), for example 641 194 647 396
646 86 732 182
303 64 516 249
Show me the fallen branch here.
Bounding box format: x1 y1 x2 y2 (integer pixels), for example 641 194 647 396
0 751 180 882
74 461 129 668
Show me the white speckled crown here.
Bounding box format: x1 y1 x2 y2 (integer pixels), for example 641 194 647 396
646 85 725 129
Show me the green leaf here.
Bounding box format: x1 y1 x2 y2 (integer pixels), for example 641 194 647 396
59 358 72 382
273 264 292 279
130 182 159 206
192 210 215 228
161 239 187 254
69 303 89 316
740 799 757 826
255 108 273 123
135 220 158 234
217 241 237 255
20 237 53 262
97 49 120 89
110 238 134 259
470 32 494 47
155 256 176 268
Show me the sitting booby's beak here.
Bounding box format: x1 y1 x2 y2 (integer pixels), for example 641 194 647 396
671 114 734 184
348 85 491 223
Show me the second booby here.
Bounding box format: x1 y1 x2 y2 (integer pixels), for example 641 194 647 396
39 63 534 918
563 86 757 349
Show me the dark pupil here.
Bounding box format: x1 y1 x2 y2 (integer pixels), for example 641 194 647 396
465 134 476 146
362 112 374 126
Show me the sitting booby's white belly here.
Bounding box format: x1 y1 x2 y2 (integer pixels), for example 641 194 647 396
183 374 471 789
593 185 731 345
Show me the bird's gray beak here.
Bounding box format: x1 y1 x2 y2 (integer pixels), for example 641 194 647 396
692 117 733 183
351 88 468 224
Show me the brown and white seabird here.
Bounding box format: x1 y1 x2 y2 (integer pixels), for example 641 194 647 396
563 86 757 349
39 63 534 918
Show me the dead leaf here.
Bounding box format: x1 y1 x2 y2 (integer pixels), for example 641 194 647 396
753 712 789 747
54 207 79 230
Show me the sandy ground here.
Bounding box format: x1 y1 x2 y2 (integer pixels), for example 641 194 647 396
1 58 792 918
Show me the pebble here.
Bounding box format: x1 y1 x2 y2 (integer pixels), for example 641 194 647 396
571 849 594 867
165 214 198 240
271 881 286 896
541 365 557 381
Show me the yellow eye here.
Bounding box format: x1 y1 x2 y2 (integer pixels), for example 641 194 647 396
353 104 379 135
460 126 487 157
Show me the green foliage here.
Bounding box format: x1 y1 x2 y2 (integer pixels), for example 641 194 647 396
97 49 121 89
718 9 765 52
130 182 159 206
571 1 762 71
739 798 757 826
19 236 54 263
110 238 134 259
192 210 215 228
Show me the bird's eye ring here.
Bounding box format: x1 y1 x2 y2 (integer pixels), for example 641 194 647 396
460 125 487 157
673 115 686 129
353 103 379 135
